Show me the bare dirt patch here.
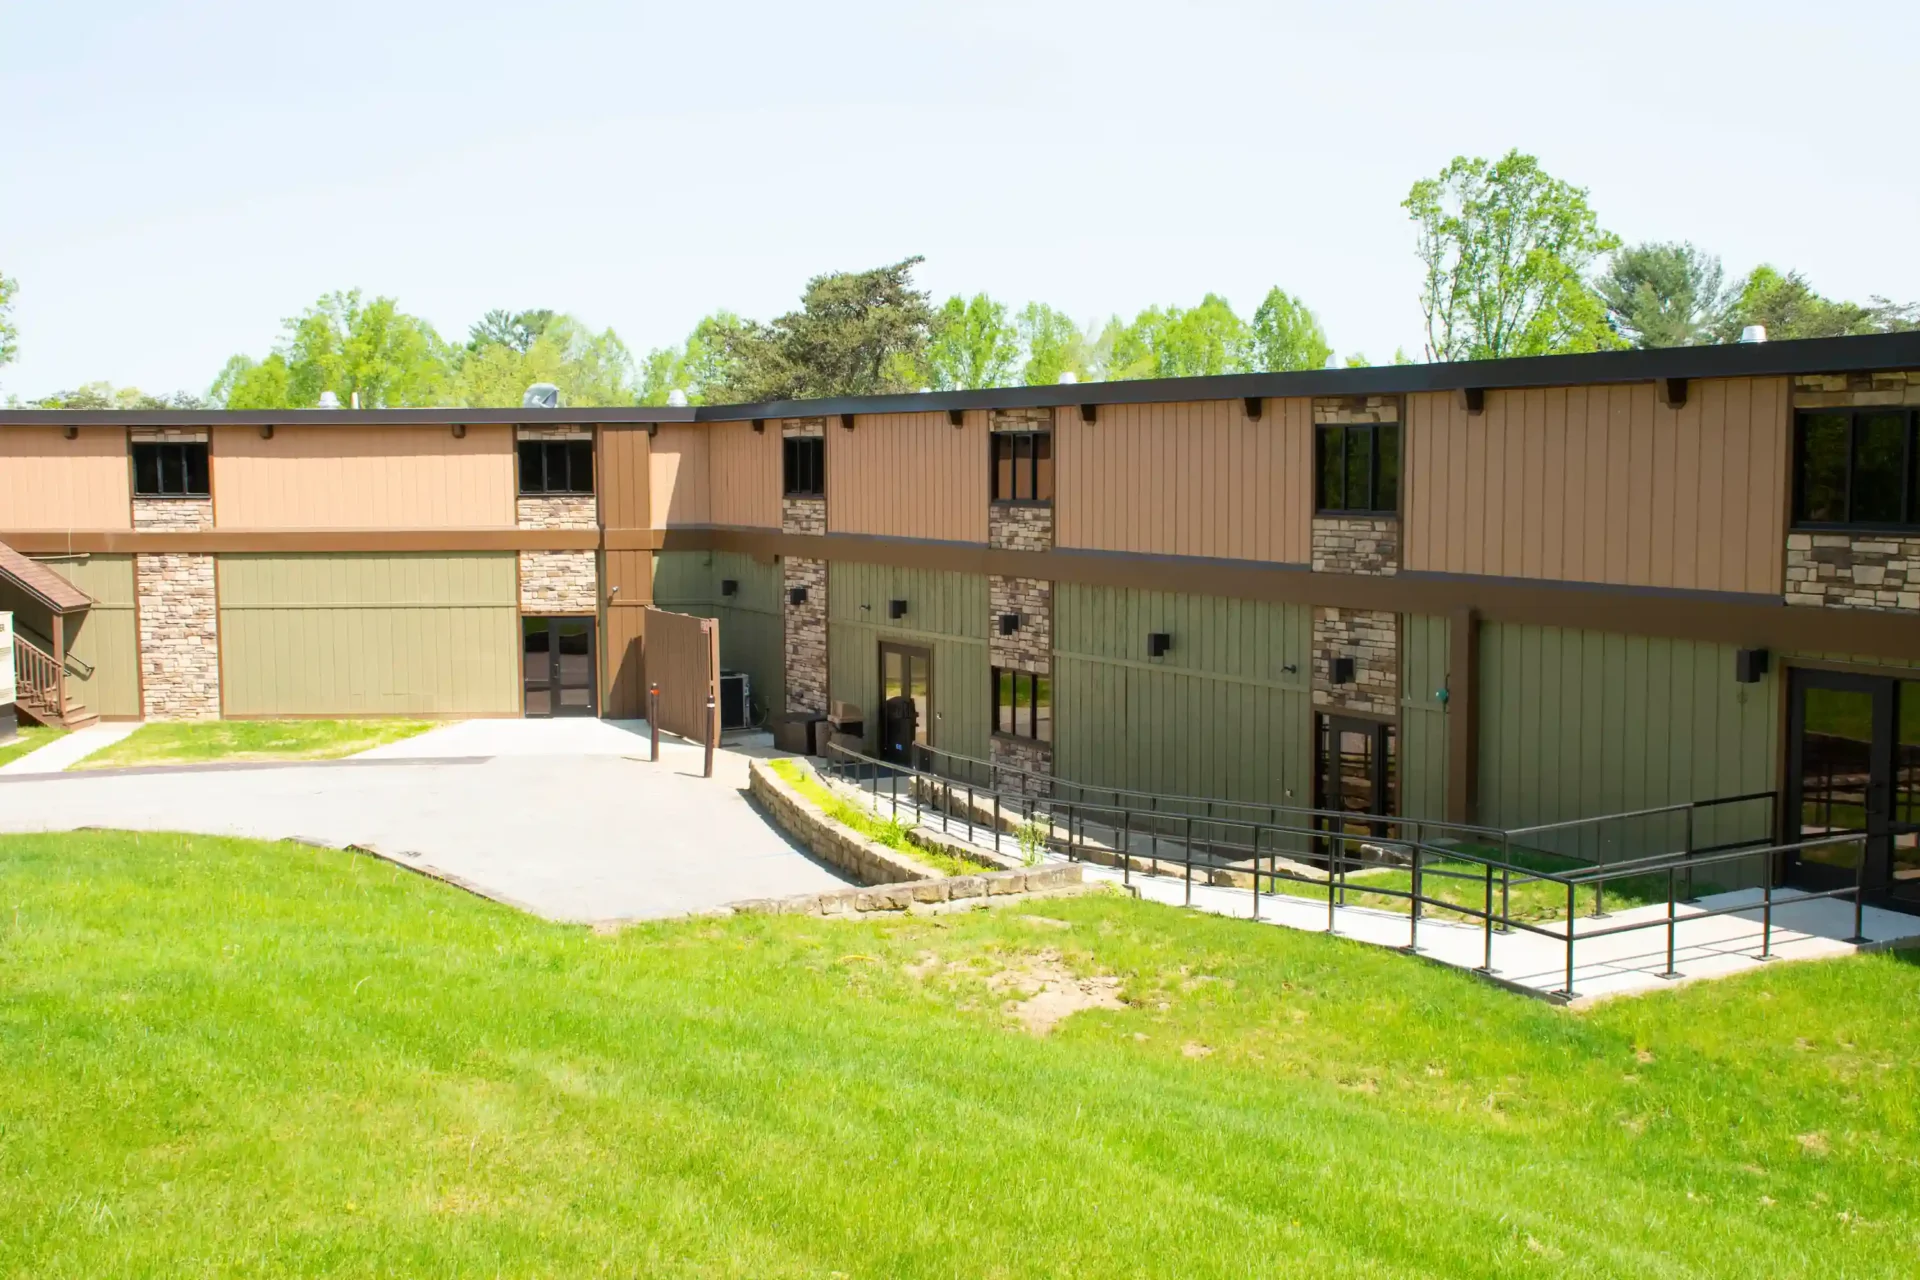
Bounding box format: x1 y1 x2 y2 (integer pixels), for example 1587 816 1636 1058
985 948 1127 1036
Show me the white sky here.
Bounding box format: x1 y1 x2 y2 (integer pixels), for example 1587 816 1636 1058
2 0 1915 400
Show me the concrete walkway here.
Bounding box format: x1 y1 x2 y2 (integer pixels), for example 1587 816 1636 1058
0 737 845 922
0 721 140 774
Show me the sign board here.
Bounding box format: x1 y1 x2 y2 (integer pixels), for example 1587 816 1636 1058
0 612 13 705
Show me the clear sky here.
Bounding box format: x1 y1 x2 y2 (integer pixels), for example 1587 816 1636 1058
2 0 1915 401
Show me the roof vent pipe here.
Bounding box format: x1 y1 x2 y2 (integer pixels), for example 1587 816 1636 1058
666 388 689 407
350 390 361 410
317 390 341 409
1738 324 1768 344
1056 371 1077 385
523 382 560 410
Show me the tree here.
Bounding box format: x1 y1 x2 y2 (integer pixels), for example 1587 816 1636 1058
28 382 206 410
1405 150 1623 361
1712 266 1917 342
924 294 1019 390
1596 242 1729 348
209 354 293 409
0 269 17 379
468 309 556 353
1107 295 1250 380
639 311 750 405
212 290 453 408
451 315 636 407
1016 304 1095 385
709 257 935 402
1248 287 1333 372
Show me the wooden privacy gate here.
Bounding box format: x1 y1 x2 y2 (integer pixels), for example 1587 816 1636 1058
643 607 720 745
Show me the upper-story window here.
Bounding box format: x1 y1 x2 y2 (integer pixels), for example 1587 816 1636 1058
1795 408 1918 529
1316 422 1400 516
992 431 1054 504
784 436 825 498
132 442 210 498
518 439 594 495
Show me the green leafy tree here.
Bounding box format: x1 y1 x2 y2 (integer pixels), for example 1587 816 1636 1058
640 312 752 405
212 290 453 408
1712 266 1917 342
1248 287 1333 371
1405 150 1623 361
468 309 557 353
28 381 206 410
209 354 293 409
0 269 18 379
924 294 1019 390
1107 295 1250 380
1597 242 1729 348
1016 304 1097 385
709 257 935 402
452 315 636 407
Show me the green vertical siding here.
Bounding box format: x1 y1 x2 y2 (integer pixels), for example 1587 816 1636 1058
1399 614 1450 823
651 551 784 724
24 555 141 718
826 563 988 757
1479 623 1779 864
1053 584 1311 807
217 553 519 716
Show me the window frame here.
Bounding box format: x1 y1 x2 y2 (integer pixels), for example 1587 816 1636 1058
783 435 825 498
990 665 1051 744
130 441 211 498
1792 407 1919 532
990 430 1054 505
516 438 595 496
1314 422 1400 517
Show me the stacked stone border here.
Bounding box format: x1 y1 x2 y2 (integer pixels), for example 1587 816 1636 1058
745 758 1083 916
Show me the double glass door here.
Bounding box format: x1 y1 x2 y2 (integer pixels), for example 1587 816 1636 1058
1787 669 1920 910
879 643 931 764
524 617 597 718
1315 714 1397 857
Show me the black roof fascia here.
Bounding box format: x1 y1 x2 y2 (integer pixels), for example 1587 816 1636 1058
3 333 1914 429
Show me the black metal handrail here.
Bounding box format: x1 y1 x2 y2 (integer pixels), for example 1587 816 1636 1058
816 742 1866 1001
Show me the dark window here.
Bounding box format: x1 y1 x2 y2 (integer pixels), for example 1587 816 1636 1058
517 439 594 495
1316 423 1399 515
991 431 1053 503
784 436 825 497
1793 409 1918 529
131 442 209 497
991 666 1051 743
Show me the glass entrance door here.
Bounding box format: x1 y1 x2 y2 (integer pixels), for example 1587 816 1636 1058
1786 669 1920 909
878 643 931 764
1315 714 1397 857
523 617 598 718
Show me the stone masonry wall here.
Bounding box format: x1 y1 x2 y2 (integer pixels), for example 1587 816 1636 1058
1312 516 1400 576
516 494 598 530
990 503 1053 552
989 576 1051 671
990 734 1054 796
990 407 1054 432
137 552 220 720
1786 533 1920 612
1313 395 1401 426
783 497 826 536
1792 370 1920 409
515 424 594 440
1312 606 1398 719
783 555 828 716
519 551 599 614
133 498 213 532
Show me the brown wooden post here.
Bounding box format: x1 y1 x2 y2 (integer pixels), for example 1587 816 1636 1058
50 612 65 725
1445 607 1479 826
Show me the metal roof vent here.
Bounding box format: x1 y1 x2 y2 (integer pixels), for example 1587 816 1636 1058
666 388 689 407
317 390 341 409
1738 324 1768 344
523 383 560 410
1056 370 1077 385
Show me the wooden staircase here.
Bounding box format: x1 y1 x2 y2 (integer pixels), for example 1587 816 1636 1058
13 631 97 730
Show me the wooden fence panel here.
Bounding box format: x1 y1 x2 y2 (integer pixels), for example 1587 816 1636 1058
644 606 719 744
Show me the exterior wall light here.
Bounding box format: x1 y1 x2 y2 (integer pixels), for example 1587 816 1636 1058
721 580 739 597
789 587 808 606
1147 632 1172 657
1734 649 1769 683
1331 655 1357 685
999 613 1020 635
888 599 908 619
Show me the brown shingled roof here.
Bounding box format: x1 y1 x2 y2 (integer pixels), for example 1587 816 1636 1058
0 540 93 614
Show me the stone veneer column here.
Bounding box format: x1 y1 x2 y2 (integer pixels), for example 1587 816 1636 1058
131 428 220 719
1784 371 1920 613
1309 397 1401 719
781 418 829 715
987 408 1056 788
516 426 600 615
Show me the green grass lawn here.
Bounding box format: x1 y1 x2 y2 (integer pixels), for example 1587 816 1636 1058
0 722 62 769
4 831 1918 1278
71 718 435 769
1262 854 1716 925
770 756 1000 876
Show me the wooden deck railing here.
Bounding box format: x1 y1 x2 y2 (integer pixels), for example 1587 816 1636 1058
13 631 63 719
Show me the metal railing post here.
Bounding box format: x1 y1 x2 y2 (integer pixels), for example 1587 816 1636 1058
703 692 716 778
1408 845 1422 952
1499 834 1512 932
1252 826 1262 921
1660 867 1681 980
1184 815 1194 907
648 684 660 762
1849 838 1869 944
1562 880 1577 1000
1760 872 1774 960
1327 837 1338 934
1682 805 1696 904
1122 807 1132 887
1480 861 1494 973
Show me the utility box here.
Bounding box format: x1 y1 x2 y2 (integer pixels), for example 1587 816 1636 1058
718 670 752 731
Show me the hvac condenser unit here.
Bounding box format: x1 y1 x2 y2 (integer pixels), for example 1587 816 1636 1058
719 670 752 731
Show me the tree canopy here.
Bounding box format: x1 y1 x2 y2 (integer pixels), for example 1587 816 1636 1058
1406 150 1622 361
923 294 1020 391
0 269 17 381
1248 287 1334 372
1596 242 1728 349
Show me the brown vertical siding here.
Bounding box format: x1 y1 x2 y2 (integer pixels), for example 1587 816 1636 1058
648 423 710 528
1055 398 1311 564
707 419 782 529
210 425 514 528
599 425 652 530
825 411 989 544
1404 377 1788 595
0 428 132 529
601 549 655 716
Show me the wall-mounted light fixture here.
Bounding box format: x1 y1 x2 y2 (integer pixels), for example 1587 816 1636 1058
1281 662 1298 675
888 599 909 620
789 586 809 606
1331 655 1357 685
1147 632 1172 657
999 613 1021 635
720 579 739 597
1734 648 1769 684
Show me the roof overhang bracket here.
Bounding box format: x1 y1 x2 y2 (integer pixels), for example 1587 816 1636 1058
1461 387 1487 416
1244 396 1263 420
1080 403 1097 424
839 413 856 431
1661 377 1689 409
947 409 964 427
